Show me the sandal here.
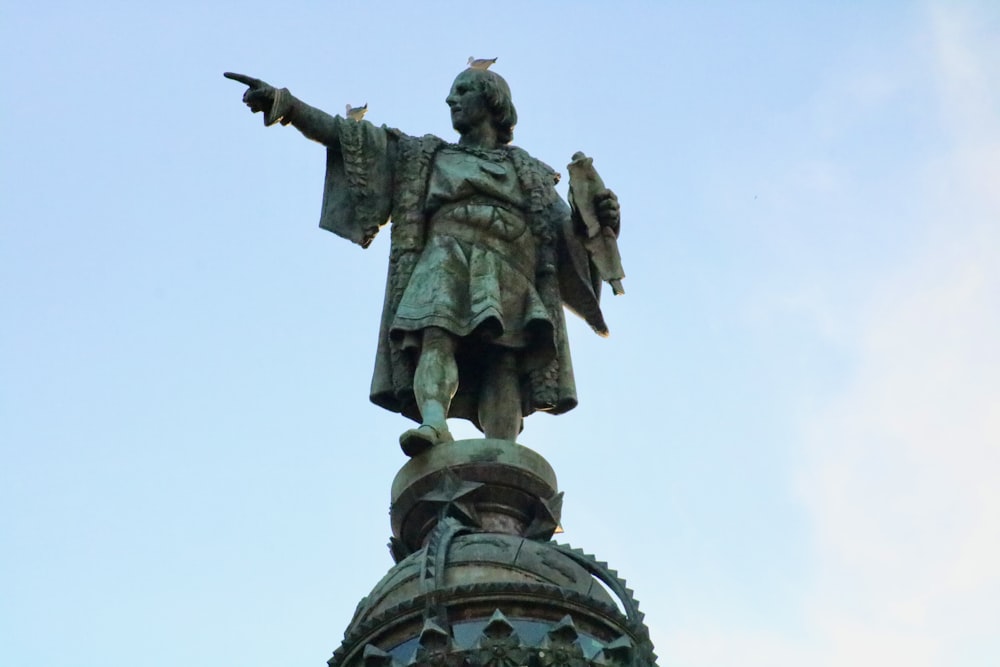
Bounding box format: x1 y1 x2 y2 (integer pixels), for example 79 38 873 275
399 423 453 457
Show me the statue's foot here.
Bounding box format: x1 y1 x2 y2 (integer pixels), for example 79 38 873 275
399 423 453 457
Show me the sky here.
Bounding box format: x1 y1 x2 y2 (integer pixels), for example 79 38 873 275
2 2 998 666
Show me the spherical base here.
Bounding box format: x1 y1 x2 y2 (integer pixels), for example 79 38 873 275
326 439 656 667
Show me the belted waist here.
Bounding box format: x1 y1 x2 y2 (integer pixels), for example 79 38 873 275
428 199 537 277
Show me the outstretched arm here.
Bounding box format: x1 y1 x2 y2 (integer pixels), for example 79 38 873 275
224 71 343 146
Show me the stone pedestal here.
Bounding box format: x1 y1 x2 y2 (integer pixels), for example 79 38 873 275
390 439 562 555
326 439 656 667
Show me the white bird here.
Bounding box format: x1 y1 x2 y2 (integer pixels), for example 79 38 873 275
467 56 497 70
345 103 368 121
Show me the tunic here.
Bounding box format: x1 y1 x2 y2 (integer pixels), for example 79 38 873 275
391 148 556 373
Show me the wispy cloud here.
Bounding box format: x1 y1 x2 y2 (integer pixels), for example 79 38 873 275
665 5 1000 665
797 5 1000 664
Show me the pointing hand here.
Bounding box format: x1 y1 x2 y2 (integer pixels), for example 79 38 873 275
224 72 277 116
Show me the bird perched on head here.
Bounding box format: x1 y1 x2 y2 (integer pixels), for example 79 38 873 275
467 56 497 70
345 103 368 121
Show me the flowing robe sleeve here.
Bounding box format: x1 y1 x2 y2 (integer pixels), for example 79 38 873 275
512 149 608 338
555 201 610 337
317 118 395 248
286 99 432 420
279 96 398 247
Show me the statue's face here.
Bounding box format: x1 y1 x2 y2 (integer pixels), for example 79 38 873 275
446 71 490 134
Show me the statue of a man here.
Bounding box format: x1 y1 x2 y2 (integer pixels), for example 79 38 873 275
225 67 621 456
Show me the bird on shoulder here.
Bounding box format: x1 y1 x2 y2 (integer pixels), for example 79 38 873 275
345 103 368 121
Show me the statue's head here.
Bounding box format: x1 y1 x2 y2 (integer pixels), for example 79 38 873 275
446 68 518 144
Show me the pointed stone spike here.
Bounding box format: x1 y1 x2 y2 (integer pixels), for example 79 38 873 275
593 635 634 667
483 609 514 638
548 614 579 642
363 643 394 667
419 617 451 644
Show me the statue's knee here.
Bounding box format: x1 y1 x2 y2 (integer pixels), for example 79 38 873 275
421 326 456 354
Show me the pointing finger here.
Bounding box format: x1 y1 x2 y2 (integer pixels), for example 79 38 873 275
224 71 264 88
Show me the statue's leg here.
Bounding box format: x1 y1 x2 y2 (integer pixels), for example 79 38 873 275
400 326 457 456
479 349 521 441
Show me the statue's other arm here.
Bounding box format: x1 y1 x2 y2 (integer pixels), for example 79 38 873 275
224 72 343 146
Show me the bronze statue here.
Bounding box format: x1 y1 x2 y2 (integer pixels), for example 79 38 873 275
225 66 623 456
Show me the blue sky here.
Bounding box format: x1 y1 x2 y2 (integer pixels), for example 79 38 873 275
2 2 998 666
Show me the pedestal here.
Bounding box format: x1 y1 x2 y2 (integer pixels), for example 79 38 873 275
326 439 656 667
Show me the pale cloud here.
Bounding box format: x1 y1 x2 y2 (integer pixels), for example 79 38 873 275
796 5 1000 665
664 5 1000 666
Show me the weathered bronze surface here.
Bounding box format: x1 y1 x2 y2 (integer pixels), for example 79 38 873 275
225 67 624 456
335 435 657 667
390 438 562 555
335 518 656 667
224 63 651 667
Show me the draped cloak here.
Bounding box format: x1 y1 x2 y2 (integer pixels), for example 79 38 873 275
312 116 610 430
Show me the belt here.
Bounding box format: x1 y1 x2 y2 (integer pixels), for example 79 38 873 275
428 203 536 277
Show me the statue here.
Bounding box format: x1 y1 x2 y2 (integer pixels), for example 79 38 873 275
225 65 624 456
